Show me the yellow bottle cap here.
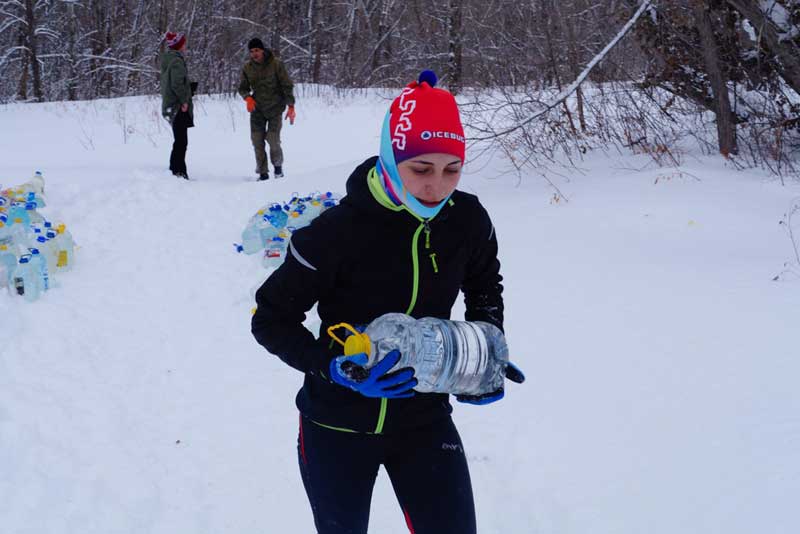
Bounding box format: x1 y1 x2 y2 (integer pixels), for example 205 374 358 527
344 333 371 357
327 323 372 357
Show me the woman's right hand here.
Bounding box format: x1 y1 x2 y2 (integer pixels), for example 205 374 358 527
329 350 417 399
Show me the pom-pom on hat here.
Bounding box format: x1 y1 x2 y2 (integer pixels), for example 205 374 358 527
165 32 186 50
386 69 465 164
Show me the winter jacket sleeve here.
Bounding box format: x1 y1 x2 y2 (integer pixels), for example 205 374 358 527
276 60 295 107
169 58 191 105
251 215 338 376
237 66 251 100
462 202 505 332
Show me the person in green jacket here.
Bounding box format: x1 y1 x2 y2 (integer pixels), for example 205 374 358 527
237 38 296 181
160 31 194 180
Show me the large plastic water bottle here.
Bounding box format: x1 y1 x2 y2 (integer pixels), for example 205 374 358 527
28 248 50 291
53 223 75 271
36 232 59 272
0 216 12 248
261 236 287 268
7 202 29 226
241 220 264 255
12 172 46 207
328 313 509 395
0 244 16 288
10 255 42 301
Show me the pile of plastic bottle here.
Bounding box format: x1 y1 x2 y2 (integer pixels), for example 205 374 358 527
236 191 339 269
0 172 76 302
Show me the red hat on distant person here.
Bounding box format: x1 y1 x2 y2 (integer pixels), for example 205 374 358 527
387 70 465 164
165 32 186 50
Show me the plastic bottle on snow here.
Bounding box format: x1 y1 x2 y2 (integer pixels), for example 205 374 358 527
53 223 75 271
10 255 42 301
28 248 50 291
261 236 287 268
0 244 16 288
7 202 30 226
328 312 509 395
17 171 45 208
265 203 288 229
36 232 60 272
240 216 267 255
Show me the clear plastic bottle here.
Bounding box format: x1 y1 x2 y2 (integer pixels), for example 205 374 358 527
0 216 12 248
329 313 509 395
53 223 75 271
28 248 50 292
7 202 29 226
11 255 42 301
25 202 44 225
261 236 287 268
0 244 16 288
36 232 60 273
22 171 46 200
240 216 266 255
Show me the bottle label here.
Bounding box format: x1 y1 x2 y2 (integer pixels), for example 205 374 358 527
57 250 68 267
14 276 24 295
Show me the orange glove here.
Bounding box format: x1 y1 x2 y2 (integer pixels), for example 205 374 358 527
285 105 296 125
245 96 256 113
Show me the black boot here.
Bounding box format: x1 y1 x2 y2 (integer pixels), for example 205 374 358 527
274 166 284 178
258 173 269 181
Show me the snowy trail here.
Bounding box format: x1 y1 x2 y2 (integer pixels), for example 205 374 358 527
2 93 799 534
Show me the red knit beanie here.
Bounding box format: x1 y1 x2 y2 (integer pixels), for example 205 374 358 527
165 32 186 50
388 70 465 163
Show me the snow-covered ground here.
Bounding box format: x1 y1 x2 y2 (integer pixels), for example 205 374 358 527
1 90 798 534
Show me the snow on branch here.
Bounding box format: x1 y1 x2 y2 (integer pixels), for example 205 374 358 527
469 0 654 141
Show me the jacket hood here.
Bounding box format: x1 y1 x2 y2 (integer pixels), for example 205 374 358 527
342 156 400 220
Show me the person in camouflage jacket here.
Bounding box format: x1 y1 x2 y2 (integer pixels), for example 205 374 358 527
159 31 194 180
237 37 296 181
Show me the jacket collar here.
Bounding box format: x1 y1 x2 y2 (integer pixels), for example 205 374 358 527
343 156 453 225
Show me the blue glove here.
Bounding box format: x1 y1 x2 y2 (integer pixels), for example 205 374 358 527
456 361 525 406
329 350 418 399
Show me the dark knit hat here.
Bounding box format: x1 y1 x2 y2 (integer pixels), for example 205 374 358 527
165 32 186 50
248 38 265 51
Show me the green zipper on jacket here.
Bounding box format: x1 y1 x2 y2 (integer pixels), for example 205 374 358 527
366 167 440 434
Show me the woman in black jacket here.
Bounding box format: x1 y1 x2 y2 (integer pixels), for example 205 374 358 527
251 70 523 534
